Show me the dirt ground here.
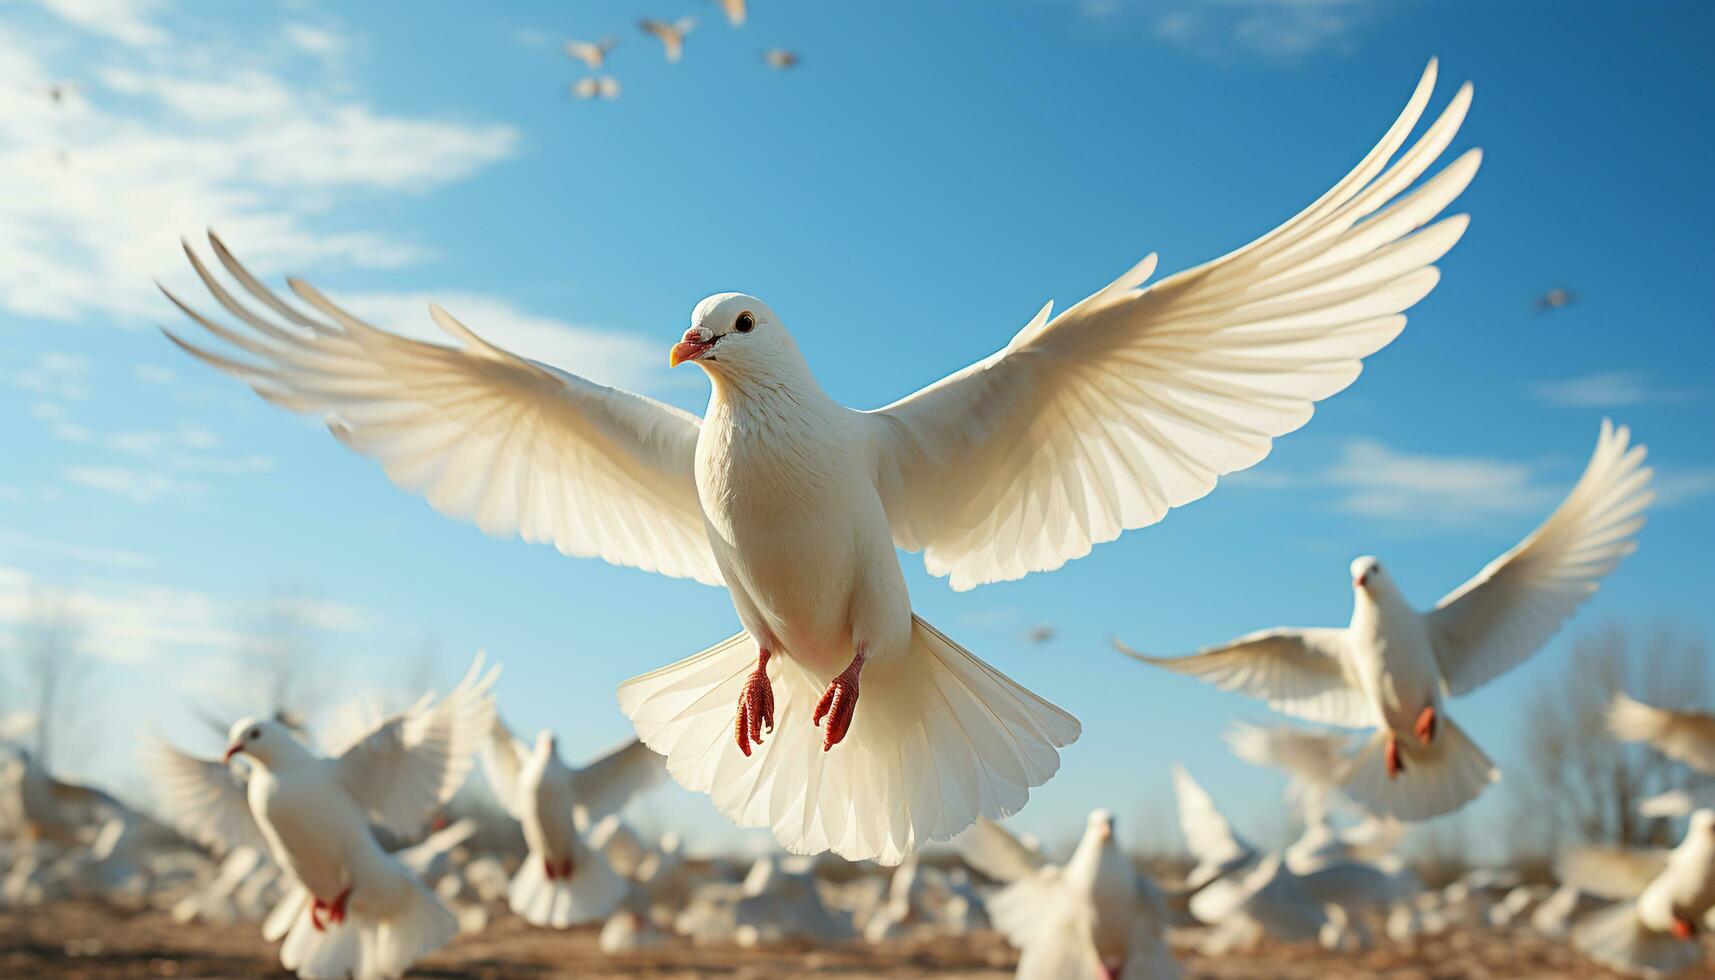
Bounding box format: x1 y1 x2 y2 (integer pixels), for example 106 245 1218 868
5 902 1715 979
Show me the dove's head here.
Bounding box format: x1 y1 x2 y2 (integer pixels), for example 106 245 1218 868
1087 807 1115 841
1691 809 1715 840
223 717 293 767
533 729 559 757
1350 556 1396 597
670 293 809 388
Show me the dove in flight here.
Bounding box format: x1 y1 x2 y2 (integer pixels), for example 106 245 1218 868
479 717 665 927
1609 693 1715 775
1560 811 1715 978
639 17 695 63
143 656 496 980
959 810 1178 979
564 36 617 71
163 60 1477 864
570 76 622 101
714 0 746 26
762 48 799 70
1124 420 1653 820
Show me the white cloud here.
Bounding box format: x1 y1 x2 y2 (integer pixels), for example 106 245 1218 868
1532 371 1701 409
339 292 671 393
1143 0 1370 62
10 352 90 400
0 528 156 569
1654 469 1715 509
0 14 520 324
50 421 92 443
132 364 176 384
36 0 167 48
283 23 345 58
64 465 203 503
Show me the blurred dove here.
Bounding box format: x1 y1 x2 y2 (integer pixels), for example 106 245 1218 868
479 719 664 927
1536 287 1575 312
1609 693 1715 774
571 76 621 101
564 36 617 70
144 656 496 980
1561 811 1715 978
640 17 695 63
714 0 746 26
1126 421 1652 820
960 810 1178 978
164 60 1476 864
762 48 799 69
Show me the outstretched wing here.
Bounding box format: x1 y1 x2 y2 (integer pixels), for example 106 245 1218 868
954 817 1049 885
161 233 721 586
1172 765 1255 888
1608 693 1715 775
865 61 1479 590
1121 628 1373 728
336 654 498 837
1557 845 1668 901
478 714 532 820
1427 420 1652 696
140 734 267 854
567 738 666 826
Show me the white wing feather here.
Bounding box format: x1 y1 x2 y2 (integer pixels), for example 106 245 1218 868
335 654 498 837
955 817 1050 885
1120 628 1373 728
866 61 1480 590
161 233 721 587
1171 765 1254 888
567 738 667 825
1557 845 1669 901
1427 420 1652 696
140 734 267 854
478 715 532 821
1607 693 1715 775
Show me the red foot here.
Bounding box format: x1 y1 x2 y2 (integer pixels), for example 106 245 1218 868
310 886 351 931
1385 733 1405 780
310 898 326 932
327 886 350 925
543 856 575 881
1414 705 1438 745
813 651 865 752
1672 916 1696 941
735 650 774 757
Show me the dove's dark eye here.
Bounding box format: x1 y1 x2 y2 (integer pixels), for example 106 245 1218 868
248 728 261 741
735 312 755 333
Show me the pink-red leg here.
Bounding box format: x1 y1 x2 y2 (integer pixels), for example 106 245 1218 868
735 650 775 757
1673 915 1697 940
1414 705 1438 745
327 886 350 925
310 898 326 932
558 857 575 880
813 650 866 752
1385 733 1405 780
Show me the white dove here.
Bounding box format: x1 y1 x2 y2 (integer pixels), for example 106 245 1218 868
162 60 1477 864
1609 693 1715 774
1170 764 1256 890
1561 811 1715 978
960 810 1179 979
479 718 665 928
564 36 617 71
1125 420 1653 820
571 76 622 101
144 657 496 980
639 17 695 63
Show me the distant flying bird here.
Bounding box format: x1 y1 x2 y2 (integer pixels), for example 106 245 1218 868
479 719 665 928
762 48 799 70
960 810 1178 979
1536 287 1575 312
144 656 496 980
564 36 617 70
1023 624 1056 645
714 0 747 26
570 76 622 101
44 82 77 105
639 17 696 63
163 60 1476 864
1125 421 1653 821
1560 811 1715 978
1608 693 1715 774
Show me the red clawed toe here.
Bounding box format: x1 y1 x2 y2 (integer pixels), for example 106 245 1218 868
735 650 775 757
1385 733 1405 780
813 651 865 752
1414 705 1438 745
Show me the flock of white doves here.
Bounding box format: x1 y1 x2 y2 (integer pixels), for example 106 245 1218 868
563 0 797 103
117 58 1700 978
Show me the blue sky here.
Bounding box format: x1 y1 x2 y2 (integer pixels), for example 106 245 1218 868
1 0 1711 858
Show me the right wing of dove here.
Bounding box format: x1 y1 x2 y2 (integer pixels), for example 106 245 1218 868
568 738 667 827
141 734 268 855
1608 693 1715 775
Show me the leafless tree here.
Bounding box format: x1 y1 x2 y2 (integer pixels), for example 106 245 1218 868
6 594 92 771
1507 625 1708 859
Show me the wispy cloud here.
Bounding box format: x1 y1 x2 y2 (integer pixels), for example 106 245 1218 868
1141 0 1372 63
1654 469 1715 509
9 352 91 401
63 464 203 503
0 10 518 324
0 528 156 569
1531 371 1702 409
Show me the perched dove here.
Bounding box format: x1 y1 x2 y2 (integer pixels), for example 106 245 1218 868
1561 811 1715 978
479 718 664 927
640 17 695 63
1609 693 1715 774
571 76 622 101
144 656 496 980
1125 420 1653 820
163 61 1476 864
961 810 1178 979
564 36 617 71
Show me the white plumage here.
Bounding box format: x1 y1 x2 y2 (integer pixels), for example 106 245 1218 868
1609 693 1715 774
163 60 1477 863
1561 811 1715 978
1126 420 1653 820
143 656 496 980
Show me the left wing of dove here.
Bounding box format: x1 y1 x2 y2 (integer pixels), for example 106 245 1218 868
336 654 498 837
1427 420 1652 696
865 61 1479 590
141 734 268 854
567 738 666 827
1607 693 1715 775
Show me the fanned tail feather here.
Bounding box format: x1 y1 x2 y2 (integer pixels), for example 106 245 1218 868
508 848 628 928
1573 903 1704 979
618 616 1079 864
1342 716 1497 821
273 876 456 980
